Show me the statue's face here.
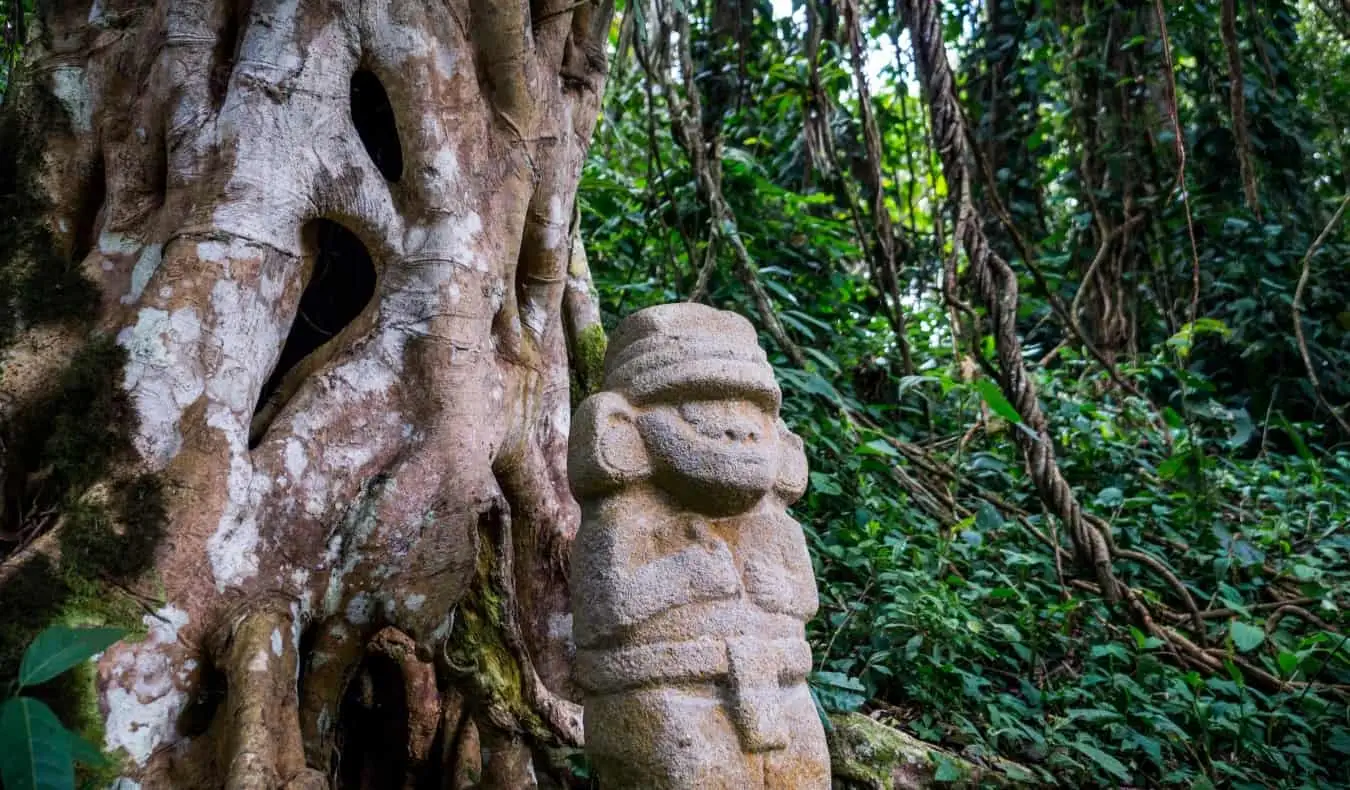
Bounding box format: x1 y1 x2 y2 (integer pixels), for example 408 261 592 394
637 398 781 515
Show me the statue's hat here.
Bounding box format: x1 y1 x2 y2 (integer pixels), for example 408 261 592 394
603 304 781 411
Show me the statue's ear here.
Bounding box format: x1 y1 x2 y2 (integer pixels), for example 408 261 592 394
774 419 809 504
568 392 650 498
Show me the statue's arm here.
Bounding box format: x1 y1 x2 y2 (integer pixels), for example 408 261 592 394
608 535 739 627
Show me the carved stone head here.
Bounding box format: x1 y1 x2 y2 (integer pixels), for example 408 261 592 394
568 303 807 516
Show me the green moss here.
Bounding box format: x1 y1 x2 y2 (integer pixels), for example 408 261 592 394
4 338 136 504
570 322 608 408
0 339 165 779
827 713 1023 789
444 536 552 742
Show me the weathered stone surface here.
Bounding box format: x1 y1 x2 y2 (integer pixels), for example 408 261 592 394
569 303 830 789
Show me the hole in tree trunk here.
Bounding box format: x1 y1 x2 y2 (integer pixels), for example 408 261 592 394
70 154 105 265
350 69 403 183
176 659 228 738
335 653 410 789
249 220 377 448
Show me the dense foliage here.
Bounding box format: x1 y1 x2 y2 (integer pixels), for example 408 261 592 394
581 0 1349 786
2 0 1346 787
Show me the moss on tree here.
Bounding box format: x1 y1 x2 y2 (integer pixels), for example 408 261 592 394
569 322 608 408
443 528 554 743
0 340 167 780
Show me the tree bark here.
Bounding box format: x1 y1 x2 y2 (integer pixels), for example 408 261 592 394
0 1 613 787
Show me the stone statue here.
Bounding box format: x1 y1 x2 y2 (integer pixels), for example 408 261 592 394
568 303 831 788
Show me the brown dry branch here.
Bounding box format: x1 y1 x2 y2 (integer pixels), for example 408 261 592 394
1292 194 1350 435
1222 0 1262 218
639 0 807 367
1151 0 1203 329
842 0 916 376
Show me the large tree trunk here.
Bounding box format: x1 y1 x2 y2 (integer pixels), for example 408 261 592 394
0 1 612 787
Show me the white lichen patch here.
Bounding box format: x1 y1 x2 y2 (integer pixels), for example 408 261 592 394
271 628 283 656
204 411 266 590
248 648 270 673
99 231 142 257
51 66 93 133
544 193 566 251
549 400 571 441
203 265 289 590
405 593 426 612
431 146 461 185
124 243 164 304
548 613 574 641
117 306 206 469
103 606 191 767
430 612 454 643
285 438 309 480
346 592 374 625
333 355 401 397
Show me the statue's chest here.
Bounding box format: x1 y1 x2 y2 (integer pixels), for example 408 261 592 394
676 514 817 617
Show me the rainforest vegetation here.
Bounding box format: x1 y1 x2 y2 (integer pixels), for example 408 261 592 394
2 0 1349 787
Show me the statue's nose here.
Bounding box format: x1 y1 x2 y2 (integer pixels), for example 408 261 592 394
723 426 761 442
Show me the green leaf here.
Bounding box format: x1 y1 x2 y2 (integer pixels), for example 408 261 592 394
19 625 126 688
1162 406 1185 429
1069 740 1131 782
974 502 1004 531
809 671 867 713
0 698 75 790
1095 487 1124 507
1229 621 1265 653
809 472 842 496
1276 650 1300 678
974 379 1023 424
933 757 963 782
1066 707 1124 724
857 438 900 458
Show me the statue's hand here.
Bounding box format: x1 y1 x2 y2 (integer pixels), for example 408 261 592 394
684 518 729 553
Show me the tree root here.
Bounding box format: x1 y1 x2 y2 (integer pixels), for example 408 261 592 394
209 599 320 790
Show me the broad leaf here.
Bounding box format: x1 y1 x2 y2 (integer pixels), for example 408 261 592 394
1070 740 1131 782
1229 621 1265 653
809 671 867 713
975 379 1023 424
19 625 126 688
0 697 75 790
